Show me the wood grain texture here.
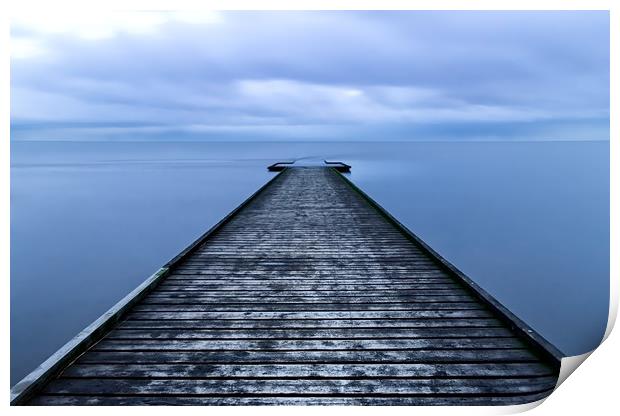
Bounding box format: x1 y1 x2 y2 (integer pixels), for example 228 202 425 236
26 167 559 406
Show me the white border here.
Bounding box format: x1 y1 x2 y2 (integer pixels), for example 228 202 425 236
2 1 616 415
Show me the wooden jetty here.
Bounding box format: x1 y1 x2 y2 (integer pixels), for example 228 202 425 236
11 163 562 406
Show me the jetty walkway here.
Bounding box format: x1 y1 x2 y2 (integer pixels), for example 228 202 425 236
11 165 562 405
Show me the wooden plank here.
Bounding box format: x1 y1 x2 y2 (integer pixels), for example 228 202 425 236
151 285 468 293
118 318 499 329
41 377 558 396
152 286 467 294
147 289 470 296
75 349 544 365
167 268 446 274
166 273 451 279
118 316 497 328
28 392 555 406
144 296 470 302
125 310 494 320
92 338 527 351
105 327 513 340
180 259 438 264
61 363 554 379
131 303 477 313
166 275 461 289
132 303 484 312
153 279 467 294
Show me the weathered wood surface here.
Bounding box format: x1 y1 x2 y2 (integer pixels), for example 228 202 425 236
26 167 559 405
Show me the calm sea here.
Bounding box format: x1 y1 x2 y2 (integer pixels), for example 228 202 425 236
10 140 609 385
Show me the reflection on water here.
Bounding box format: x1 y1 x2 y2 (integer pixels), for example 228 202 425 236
10 140 609 385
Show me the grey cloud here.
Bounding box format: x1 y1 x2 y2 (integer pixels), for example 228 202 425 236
10 11 609 141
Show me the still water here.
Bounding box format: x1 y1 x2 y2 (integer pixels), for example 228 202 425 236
10 140 609 385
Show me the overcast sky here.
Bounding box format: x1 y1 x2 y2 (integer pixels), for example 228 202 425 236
10 11 609 141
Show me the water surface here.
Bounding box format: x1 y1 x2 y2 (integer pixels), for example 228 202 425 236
10 140 609 385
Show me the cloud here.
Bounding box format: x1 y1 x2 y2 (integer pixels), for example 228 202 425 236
10 11 610 141
11 11 222 41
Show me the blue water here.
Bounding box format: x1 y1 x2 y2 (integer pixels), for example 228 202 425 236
10 140 609 385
